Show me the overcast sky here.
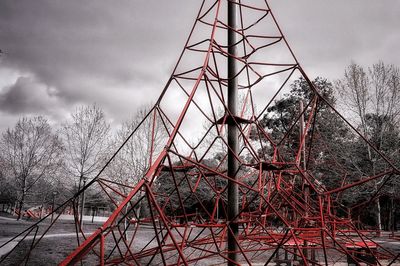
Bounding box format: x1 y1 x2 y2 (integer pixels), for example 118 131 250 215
0 0 399 133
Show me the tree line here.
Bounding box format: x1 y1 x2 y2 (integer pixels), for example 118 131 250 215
260 61 400 230
0 104 159 220
0 62 399 229
156 61 400 230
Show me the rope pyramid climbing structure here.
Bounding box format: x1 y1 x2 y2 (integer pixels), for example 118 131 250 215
1 0 400 265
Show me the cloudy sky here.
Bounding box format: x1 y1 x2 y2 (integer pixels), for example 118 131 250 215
0 0 399 133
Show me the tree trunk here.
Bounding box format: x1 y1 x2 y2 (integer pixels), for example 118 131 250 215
391 197 395 233
17 191 26 221
13 201 18 217
376 196 382 234
17 178 27 221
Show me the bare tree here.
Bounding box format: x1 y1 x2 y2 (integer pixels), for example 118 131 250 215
61 104 111 188
61 104 111 227
109 106 168 187
0 116 63 220
337 63 370 135
106 106 169 222
337 62 400 141
336 62 400 230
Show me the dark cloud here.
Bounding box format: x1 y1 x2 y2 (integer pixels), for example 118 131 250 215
0 0 197 102
0 0 399 132
0 76 59 114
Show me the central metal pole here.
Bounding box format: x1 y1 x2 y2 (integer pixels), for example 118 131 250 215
227 0 239 265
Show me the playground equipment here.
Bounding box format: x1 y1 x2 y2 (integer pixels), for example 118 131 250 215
1 0 399 265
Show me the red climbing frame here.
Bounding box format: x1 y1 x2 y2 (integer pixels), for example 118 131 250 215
1 0 399 265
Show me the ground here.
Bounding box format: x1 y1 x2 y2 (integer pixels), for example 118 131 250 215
0 212 99 265
1 212 400 265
